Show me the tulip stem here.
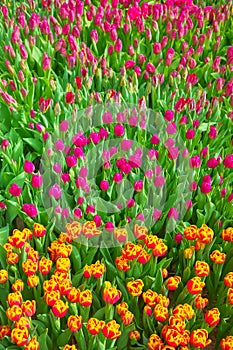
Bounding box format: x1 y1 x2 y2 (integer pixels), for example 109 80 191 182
105 303 114 321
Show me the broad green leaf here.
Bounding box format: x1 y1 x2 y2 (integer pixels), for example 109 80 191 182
0 226 9 245
0 245 7 268
117 323 135 350
38 329 49 350
56 328 72 347
23 138 43 153
70 245 82 271
93 306 105 320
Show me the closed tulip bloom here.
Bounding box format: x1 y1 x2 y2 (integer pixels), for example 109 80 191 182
67 315 82 332
102 320 121 339
148 334 163 350
42 52 51 70
0 270 8 284
190 329 211 348
166 276 181 290
186 129 195 140
24 336 40 350
126 279 144 296
102 281 121 304
224 154 233 168
22 204 38 217
134 180 143 192
87 318 104 335
204 308 220 327
187 277 205 295
207 158 218 168
201 181 212 194
52 300 69 318
194 261 210 277
100 180 109 191
153 42 161 54
31 174 43 188
166 48 175 66
220 335 233 350
11 327 29 347
9 184 22 196
6 305 22 321
189 156 201 168
21 300 36 317
24 160 35 173
78 289 92 306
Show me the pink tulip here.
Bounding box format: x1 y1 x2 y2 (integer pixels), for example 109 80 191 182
153 42 161 54
61 173 70 183
31 174 43 188
105 222 114 232
42 52 51 70
186 129 195 140
207 158 218 168
22 204 38 217
134 180 143 192
224 154 233 168
48 184 62 199
66 156 77 168
100 180 109 191
153 208 162 221
114 124 125 137
189 156 201 168
164 110 174 121
201 182 212 194
24 160 35 173
174 233 183 244
151 134 160 145
168 208 179 220
165 48 175 66
74 208 82 219
9 184 22 196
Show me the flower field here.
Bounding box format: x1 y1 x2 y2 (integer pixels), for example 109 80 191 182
0 0 233 349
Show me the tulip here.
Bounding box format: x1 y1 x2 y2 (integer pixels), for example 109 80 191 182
9 184 22 196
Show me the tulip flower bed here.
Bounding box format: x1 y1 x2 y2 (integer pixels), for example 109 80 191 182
0 0 233 349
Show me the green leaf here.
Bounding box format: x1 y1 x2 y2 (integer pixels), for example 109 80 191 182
117 323 135 350
0 245 7 268
74 328 87 350
222 255 233 277
56 328 72 347
12 140 23 161
196 209 206 227
0 103 11 133
37 314 50 328
83 247 98 266
72 271 83 286
100 247 114 265
156 257 173 270
92 291 102 311
38 329 49 350
32 46 42 62
0 225 9 245
216 319 232 345
32 319 47 331
152 268 163 292
70 245 82 271
93 306 105 320
0 304 8 324
116 276 129 303
23 138 43 153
